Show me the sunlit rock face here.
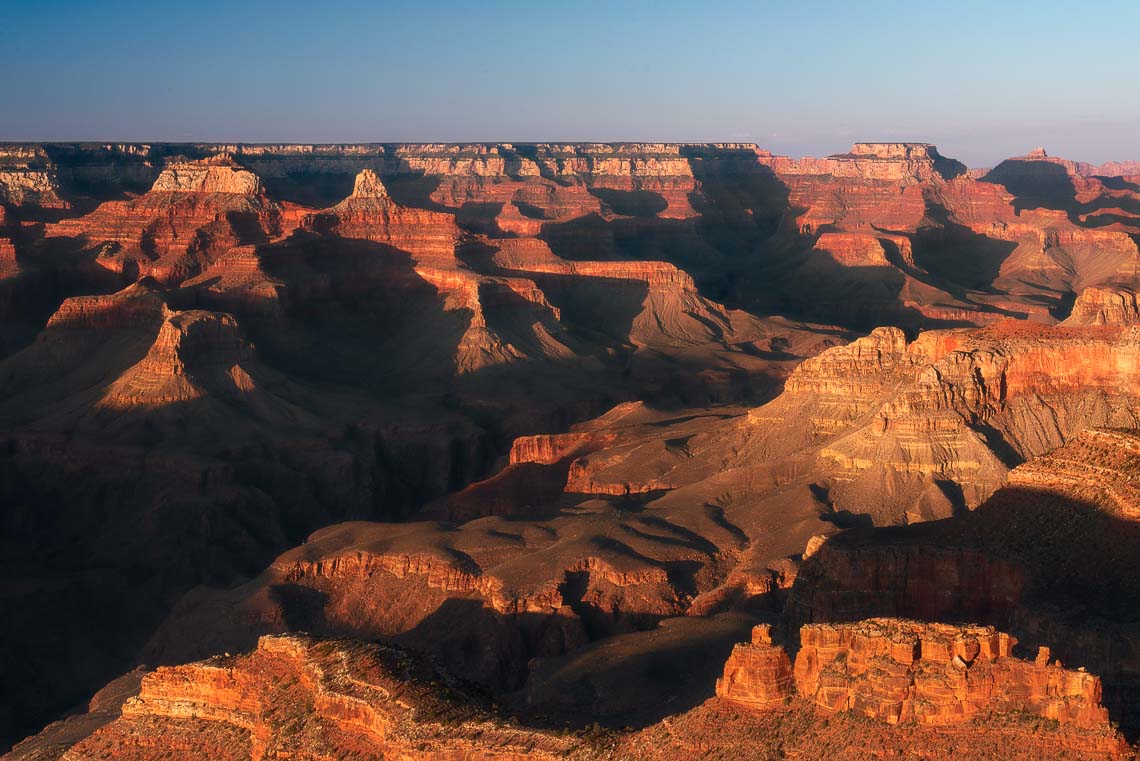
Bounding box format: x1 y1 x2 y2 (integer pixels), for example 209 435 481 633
5 141 1140 757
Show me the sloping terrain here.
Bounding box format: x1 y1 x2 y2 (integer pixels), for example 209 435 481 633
3 141 1140 756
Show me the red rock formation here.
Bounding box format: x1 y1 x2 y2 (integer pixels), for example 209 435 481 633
760 142 965 183
0 146 68 208
13 626 1131 760
8 141 1140 755
715 624 794 707
98 309 258 408
793 619 1111 729
1064 285 1140 326
307 168 459 265
28 634 580 760
141 503 726 691
45 279 166 330
782 425 1140 736
45 153 287 286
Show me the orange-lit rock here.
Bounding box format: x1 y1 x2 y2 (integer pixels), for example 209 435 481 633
41 634 580 760
1064 285 1140 326
98 308 259 408
715 624 794 707
793 619 1111 729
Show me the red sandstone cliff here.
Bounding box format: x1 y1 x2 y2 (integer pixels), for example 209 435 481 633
712 619 1127 757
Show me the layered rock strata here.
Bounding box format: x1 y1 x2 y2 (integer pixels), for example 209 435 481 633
715 624 794 707
29 634 580 761
793 619 1109 728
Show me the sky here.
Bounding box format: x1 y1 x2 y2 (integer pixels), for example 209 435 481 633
2 0 1138 167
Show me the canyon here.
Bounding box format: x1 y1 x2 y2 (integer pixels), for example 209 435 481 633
3 140 1140 759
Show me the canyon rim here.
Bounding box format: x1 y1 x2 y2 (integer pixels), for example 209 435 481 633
4 2 1140 759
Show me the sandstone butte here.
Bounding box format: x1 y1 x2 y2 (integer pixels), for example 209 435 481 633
717 620 1113 728
3 141 1140 757
713 620 1130 758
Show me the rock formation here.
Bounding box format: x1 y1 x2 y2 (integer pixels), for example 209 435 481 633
14 625 1128 760
793 619 1108 728
707 618 1128 757
715 624 794 707
5 141 1140 756
149 153 262 194
1064 285 1140 326
9 634 581 761
0 146 67 208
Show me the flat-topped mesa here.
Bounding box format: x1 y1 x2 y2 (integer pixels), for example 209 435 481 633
848 142 942 160
715 624 794 707
150 153 262 195
812 231 895 266
761 142 967 182
792 618 1113 730
1063 285 1140 326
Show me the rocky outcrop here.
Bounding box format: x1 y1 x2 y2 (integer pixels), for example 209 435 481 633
310 169 459 263
34 634 579 761
760 142 966 183
45 279 166 330
20 627 1129 760
45 153 285 286
715 624 794 707
794 619 1111 729
750 321 1140 519
708 618 1128 756
1064 286 1140 326
98 309 258 408
149 153 261 194
0 146 67 208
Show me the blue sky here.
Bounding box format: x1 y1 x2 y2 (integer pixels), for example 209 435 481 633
2 0 1137 166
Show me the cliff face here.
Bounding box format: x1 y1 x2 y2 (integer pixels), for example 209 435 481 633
715 624 794 707
793 619 1109 728
1064 285 1140 327
760 142 966 183
0 146 67 208
783 425 1140 734
716 619 1118 737
6 140 1140 754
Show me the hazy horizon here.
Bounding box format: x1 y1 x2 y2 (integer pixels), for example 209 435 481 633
4 0 1138 167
